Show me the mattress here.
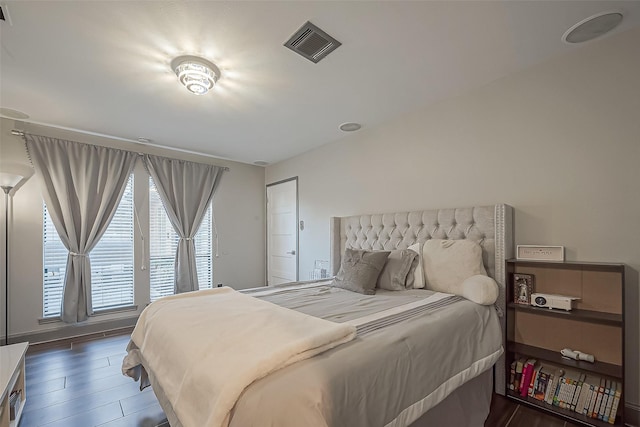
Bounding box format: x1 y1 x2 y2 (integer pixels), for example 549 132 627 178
141 281 503 427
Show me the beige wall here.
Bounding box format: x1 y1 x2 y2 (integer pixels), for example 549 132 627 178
266 28 640 409
0 118 265 340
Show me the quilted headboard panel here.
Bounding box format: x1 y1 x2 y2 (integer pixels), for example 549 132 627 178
329 204 514 394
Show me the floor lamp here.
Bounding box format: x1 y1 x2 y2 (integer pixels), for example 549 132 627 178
1 173 23 346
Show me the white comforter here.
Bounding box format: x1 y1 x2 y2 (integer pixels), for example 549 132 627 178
122 287 356 427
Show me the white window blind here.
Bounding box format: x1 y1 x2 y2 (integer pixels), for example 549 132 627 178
42 210 68 318
43 176 134 317
149 177 213 302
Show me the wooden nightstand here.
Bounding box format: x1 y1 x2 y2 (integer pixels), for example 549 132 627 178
1 342 28 427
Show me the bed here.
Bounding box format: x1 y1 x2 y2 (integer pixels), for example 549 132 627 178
123 204 514 427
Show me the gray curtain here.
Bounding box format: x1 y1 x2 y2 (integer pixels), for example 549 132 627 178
144 155 224 293
25 135 137 323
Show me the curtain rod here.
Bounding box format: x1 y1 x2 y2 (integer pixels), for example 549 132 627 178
11 129 230 171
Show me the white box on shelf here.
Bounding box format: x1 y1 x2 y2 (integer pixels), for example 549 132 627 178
531 293 579 311
516 245 564 261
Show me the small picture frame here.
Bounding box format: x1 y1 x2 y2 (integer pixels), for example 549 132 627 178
513 273 534 305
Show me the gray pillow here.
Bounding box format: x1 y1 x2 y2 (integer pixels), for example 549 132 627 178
405 254 420 288
331 248 390 295
377 249 419 291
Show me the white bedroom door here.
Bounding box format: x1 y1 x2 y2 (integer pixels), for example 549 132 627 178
266 178 298 286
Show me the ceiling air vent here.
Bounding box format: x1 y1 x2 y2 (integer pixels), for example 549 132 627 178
284 21 341 64
0 4 12 24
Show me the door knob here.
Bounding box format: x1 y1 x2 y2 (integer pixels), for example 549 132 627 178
286 250 296 255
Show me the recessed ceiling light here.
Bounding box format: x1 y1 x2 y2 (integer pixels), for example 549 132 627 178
0 108 29 119
339 122 362 132
170 55 221 95
563 11 623 44
137 137 151 143
253 161 269 166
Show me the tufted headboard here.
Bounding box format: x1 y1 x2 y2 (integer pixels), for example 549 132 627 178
329 204 514 394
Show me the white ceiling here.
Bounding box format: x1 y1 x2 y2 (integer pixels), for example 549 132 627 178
1 1 639 165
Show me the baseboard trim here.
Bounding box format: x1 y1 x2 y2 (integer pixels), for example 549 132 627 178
626 402 640 427
9 315 138 350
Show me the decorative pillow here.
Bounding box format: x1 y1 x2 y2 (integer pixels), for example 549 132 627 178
404 254 420 289
377 249 419 291
460 275 499 305
331 248 390 295
422 239 487 294
406 242 425 288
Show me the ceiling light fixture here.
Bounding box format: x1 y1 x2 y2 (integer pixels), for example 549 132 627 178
339 122 362 132
563 11 623 44
171 55 221 95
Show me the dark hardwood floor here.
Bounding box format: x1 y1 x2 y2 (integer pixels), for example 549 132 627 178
486 394 579 427
22 330 167 427
21 331 577 427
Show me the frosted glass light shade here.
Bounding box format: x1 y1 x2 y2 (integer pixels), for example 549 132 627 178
0 172 23 189
171 56 221 95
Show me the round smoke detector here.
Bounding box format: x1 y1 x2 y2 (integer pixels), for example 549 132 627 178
562 11 623 44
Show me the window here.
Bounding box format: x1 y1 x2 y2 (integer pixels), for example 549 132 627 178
43 176 135 317
149 177 213 302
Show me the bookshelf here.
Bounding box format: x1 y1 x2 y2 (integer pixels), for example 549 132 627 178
505 259 625 427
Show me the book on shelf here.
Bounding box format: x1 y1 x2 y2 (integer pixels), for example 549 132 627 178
558 376 568 408
599 379 612 421
607 380 618 421
544 367 564 405
608 382 622 424
513 358 525 392
520 358 537 397
561 369 581 410
587 379 599 418
592 378 606 418
532 366 551 401
577 375 599 415
584 382 596 416
507 360 622 424
554 374 568 407
527 366 539 398
571 373 586 411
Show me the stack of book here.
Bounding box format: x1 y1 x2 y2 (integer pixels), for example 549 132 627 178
509 358 622 424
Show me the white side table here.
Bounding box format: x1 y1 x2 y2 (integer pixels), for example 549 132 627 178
0 342 28 427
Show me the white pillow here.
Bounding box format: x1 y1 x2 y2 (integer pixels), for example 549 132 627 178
461 275 499 305
422 239 487 293
406 242 425 288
